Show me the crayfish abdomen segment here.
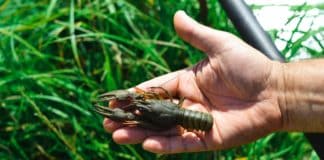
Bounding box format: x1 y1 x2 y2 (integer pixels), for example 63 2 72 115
177 109 213 131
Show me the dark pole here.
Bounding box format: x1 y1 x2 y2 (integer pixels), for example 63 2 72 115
218 0 323 158
218 0 284 61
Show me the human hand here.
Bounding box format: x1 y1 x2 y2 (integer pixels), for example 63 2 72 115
103 11 284 154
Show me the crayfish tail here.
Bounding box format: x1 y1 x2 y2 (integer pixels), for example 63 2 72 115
179 109 213 131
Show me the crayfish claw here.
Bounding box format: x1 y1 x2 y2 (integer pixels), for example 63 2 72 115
93 104 114 116
93 104 136 122
94 104 112 112
97 96 116 102
98 93 117 100
98 89 137 101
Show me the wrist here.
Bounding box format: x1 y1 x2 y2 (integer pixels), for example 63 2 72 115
275 60 324 132
275 62 291 131
266 61 287 131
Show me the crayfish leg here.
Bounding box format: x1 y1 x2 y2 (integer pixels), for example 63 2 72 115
148 86 173 101
125 120 166 131
178 97 185 107
134 87 164 100
133 87 146 94
134 87 158 100
123 121 140 127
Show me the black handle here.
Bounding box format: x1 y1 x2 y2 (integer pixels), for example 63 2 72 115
218 0 323 158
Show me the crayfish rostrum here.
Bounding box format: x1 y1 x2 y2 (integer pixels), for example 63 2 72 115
94 87 213 131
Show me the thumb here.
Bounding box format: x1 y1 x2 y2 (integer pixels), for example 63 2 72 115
174 11 231 56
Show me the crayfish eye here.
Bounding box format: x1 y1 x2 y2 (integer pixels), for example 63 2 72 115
137 105 150 113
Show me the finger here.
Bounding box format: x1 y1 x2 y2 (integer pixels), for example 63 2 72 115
174 10 233 56
112 127 181 144
103 118 124 133
143 132 209 154
136 70 186 97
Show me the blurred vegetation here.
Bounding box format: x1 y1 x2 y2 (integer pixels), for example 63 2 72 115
0 0 323 159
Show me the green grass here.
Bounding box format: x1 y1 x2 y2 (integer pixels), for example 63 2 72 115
0 0 323 159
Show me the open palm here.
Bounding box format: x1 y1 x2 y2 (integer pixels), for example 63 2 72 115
103 11 283 153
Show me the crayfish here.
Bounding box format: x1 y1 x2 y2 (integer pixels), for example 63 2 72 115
94 87 213 131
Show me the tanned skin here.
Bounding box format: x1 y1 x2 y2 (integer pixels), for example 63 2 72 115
103 11 324 154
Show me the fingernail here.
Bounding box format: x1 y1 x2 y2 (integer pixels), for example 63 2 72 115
177 10 187 16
